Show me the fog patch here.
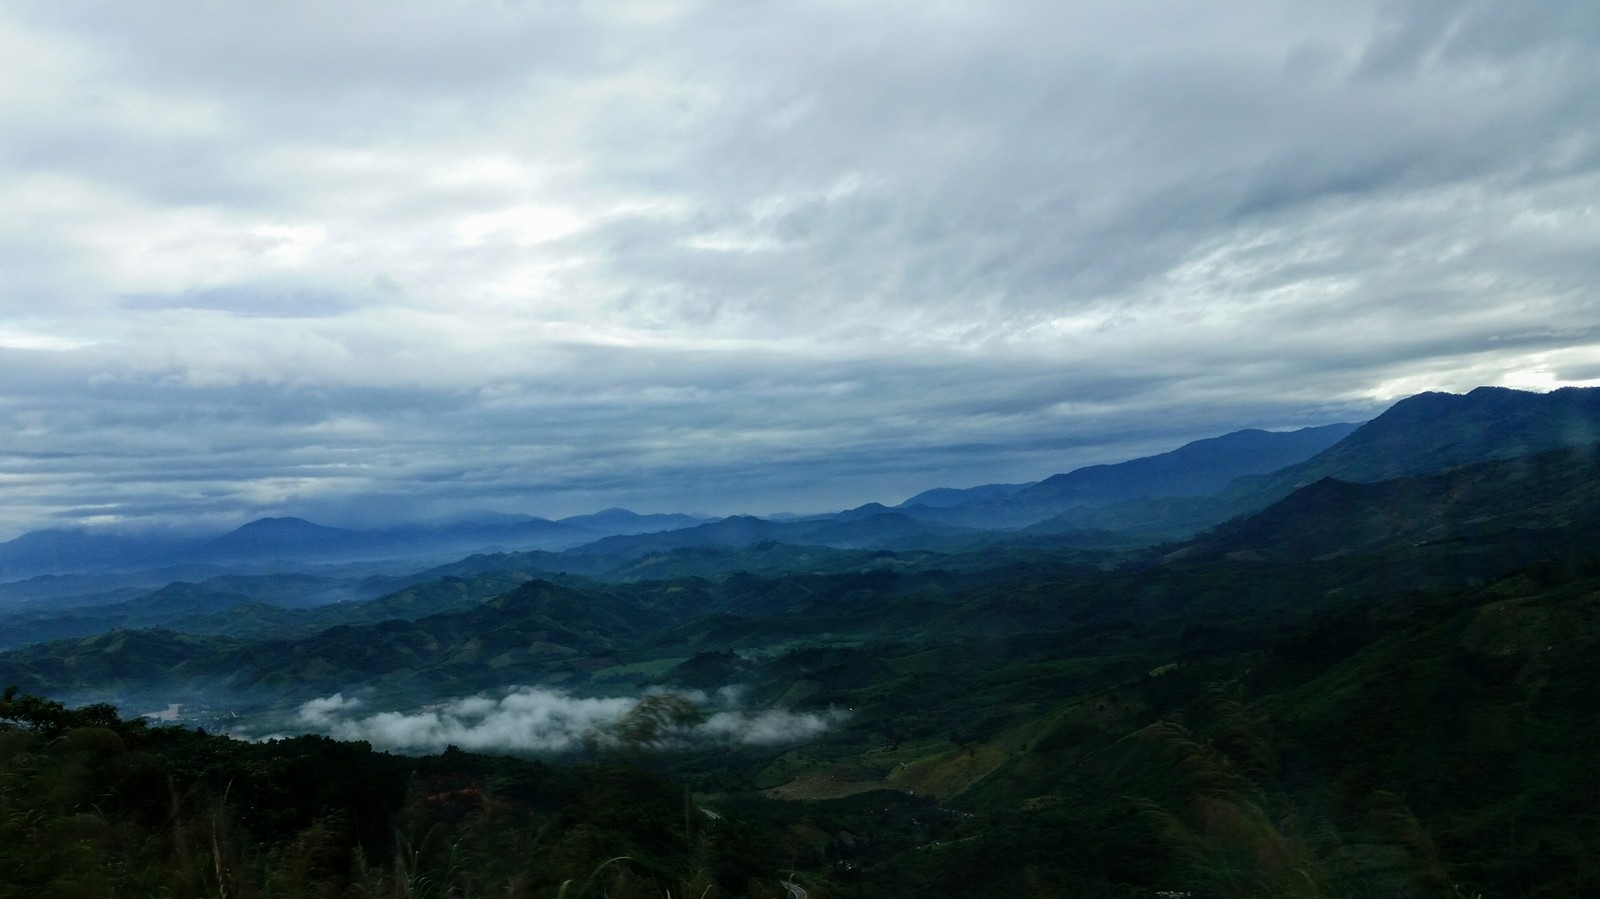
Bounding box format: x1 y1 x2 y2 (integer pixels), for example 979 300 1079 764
699 708 837 745
284 686 844 754
298 692 366 724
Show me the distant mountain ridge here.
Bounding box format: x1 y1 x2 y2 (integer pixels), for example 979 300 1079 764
1179 442 1600 564
1258 386 1600 486
1062 385 1600 538
13 404 1600 729
1023 423 1364 503
566 511 980 558
0 530 185 579
187 517 372 561
557 508 705 534
900 422 1363 528
6 386 1600 579
0 509 709 581
898 483 1036 509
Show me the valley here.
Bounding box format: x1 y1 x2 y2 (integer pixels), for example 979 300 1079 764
3 386 1599 897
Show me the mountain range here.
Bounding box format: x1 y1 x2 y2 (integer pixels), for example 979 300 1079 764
5 384 1600 896
12 384 1600 589
0 508 708 582
10 385 1600 700
896 421 1362 527
0 420 1367 582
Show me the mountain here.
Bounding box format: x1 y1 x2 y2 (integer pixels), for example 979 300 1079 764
0 576 683 706
0 515 604 581
1061 385 1600 539
0 582 255 652
191 516 611 563
187 517 376 562
902 421 1362 528
556 508 707 534
898 482 1036 508
814 502 900 522
0 572 176 613
569 515 784 556
1180 442 1600 564
566 511 979 558
1021 422 1363 504
1256 385 1600 485
0 529 191 580
0 567 538 651
7 384 1600 898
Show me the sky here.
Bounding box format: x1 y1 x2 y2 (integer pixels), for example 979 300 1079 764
2 1 1599 538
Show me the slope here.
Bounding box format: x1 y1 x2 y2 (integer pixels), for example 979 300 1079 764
905 422 1361 528
1066 385 1600 539
1181 442 1600 563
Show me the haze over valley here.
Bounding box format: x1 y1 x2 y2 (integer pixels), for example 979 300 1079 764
7 383 1600 896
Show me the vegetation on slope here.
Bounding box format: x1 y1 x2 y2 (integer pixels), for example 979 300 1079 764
6 390 1600 896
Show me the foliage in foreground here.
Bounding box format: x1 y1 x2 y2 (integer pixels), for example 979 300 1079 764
0 689 806 899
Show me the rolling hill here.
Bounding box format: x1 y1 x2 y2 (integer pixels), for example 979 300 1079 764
6 384 1600 896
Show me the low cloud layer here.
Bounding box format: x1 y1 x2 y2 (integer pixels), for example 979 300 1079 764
3 2 1600 536
288 687 843 755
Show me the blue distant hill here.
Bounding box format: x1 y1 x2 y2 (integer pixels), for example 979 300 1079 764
899 422 1362 528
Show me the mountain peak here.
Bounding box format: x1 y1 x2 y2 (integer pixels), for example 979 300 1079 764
233 517 327 532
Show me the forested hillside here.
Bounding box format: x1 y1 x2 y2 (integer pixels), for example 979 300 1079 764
4 389 1599 896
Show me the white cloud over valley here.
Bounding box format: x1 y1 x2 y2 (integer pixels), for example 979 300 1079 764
286 686 844 755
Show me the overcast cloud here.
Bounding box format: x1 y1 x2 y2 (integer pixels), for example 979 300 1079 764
3 1 1599 536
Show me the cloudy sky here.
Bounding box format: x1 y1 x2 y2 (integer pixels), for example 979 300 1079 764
2 1 1598 537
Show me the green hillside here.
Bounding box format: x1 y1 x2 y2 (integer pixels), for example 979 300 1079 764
1062 386 1600 539
6 388 1600 896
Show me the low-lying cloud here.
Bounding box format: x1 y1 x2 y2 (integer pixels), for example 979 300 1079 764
286 686 843 754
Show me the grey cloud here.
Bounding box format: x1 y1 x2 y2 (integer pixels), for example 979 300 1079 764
1357 1 1600 77
17 1 602 105
1 128 268 209
121 283 368 318
1 2 1599 535
0 282 1569 532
